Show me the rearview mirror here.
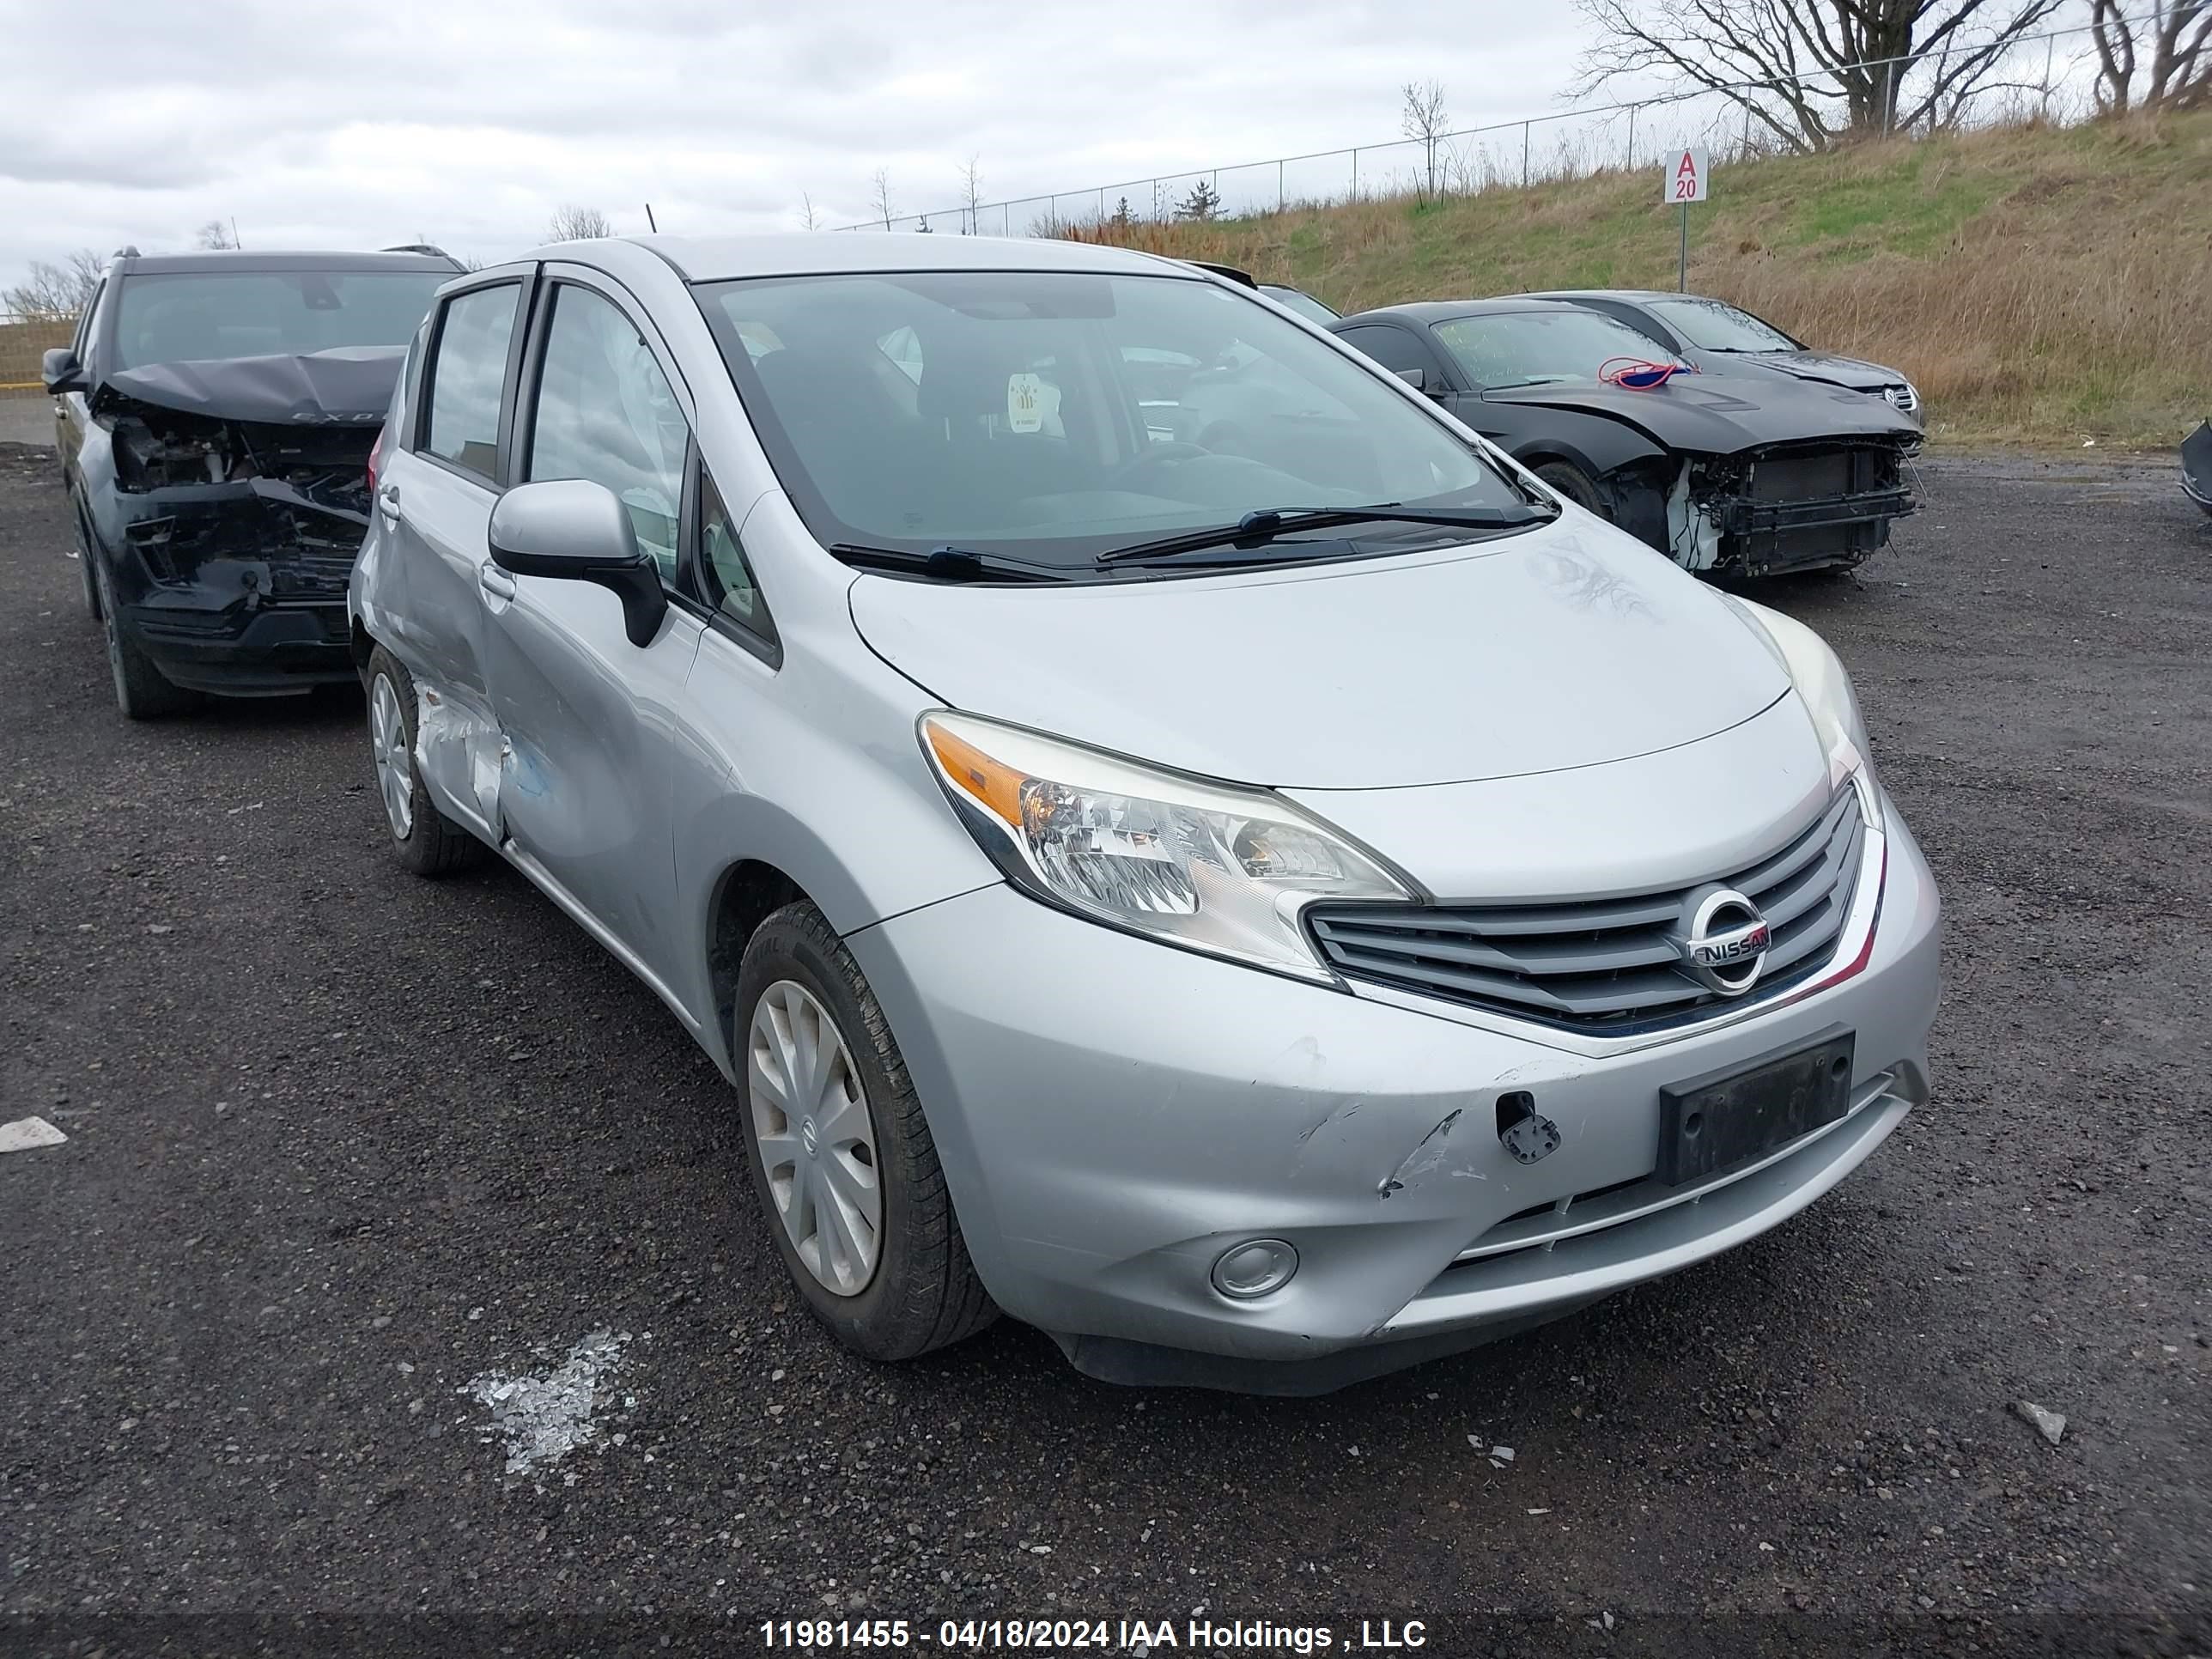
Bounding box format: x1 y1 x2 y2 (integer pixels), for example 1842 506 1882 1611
41 348 87 396
1392 367 1426 391
487 479 668 648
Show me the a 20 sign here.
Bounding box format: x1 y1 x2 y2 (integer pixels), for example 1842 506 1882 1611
1665 149 1710 204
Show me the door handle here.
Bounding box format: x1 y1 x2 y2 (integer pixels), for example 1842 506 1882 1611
376 483 402 522
478 564 518 601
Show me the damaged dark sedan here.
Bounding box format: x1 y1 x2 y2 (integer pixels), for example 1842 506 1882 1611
45 246 459 716
1330 299 1922 579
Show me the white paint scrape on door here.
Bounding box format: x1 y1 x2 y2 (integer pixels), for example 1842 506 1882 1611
465 1328 632 1476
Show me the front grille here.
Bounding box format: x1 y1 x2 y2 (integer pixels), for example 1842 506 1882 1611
1307 790 1867 1035
1884 384 1918 414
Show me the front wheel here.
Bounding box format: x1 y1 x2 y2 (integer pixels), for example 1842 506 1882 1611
93 557 196 720
71 501 102 622
734 902 996 1361
1532 459 1609 518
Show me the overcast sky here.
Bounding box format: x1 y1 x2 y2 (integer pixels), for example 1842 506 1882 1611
1 0 1589 293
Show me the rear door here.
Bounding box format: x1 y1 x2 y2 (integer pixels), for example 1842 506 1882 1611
375 274 531 836
477 268 706 994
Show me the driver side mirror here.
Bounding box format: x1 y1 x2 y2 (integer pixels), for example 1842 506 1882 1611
488 479 669 648
1392 366 1449 401
41 348 87 397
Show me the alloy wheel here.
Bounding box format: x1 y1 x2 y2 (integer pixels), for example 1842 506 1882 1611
369 672 415 839
747 979 882 1296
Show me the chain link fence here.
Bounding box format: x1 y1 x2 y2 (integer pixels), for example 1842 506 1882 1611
842 17 2125 235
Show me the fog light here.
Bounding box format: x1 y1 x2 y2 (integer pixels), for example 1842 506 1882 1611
1211 1238 1298 1300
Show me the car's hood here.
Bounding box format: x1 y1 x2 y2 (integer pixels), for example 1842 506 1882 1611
848 515 1790 790
100 345 405 426
1479 374 1920 452
1707 348 1902 392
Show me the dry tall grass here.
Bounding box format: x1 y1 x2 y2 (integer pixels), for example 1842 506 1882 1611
1065 112 2212 447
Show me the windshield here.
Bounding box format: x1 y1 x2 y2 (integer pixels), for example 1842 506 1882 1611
1261 285 1340 325
112 270 447 369
694 270 1524 573
1644 297 1799 353
1433 310 1686 389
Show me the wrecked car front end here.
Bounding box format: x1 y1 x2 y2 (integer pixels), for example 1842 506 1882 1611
1669 439 1917 575
82 349 397 695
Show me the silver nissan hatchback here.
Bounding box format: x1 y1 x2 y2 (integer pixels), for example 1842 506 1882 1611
349 234 1939 1393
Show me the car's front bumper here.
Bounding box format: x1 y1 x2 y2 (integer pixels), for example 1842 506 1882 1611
121 598 356 695
847 801 1941 1392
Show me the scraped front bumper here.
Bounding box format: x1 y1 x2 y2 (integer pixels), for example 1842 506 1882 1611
845 799 1941 1393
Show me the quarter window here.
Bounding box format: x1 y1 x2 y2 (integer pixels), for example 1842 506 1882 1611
424 284 520 481
526 285 689 579
699 470 772 643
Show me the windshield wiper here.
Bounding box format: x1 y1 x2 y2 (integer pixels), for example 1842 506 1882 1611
1095 503 1552 567
826 543 1066 583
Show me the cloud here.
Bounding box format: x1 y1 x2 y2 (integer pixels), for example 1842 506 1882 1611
2 0 1587 289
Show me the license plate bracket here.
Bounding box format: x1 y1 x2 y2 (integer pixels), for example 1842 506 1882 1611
1656 1024 1856 1187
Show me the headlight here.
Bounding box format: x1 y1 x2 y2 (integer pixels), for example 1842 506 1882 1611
1725 599 1883 829
920 711 1413 981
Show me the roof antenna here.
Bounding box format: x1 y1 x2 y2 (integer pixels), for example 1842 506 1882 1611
644 202 659 233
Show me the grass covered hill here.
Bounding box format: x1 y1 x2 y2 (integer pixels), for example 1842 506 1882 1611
1073 112 2212 449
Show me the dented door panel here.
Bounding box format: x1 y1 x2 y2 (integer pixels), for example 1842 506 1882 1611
480 574 704 989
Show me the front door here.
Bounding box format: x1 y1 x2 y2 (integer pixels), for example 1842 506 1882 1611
477 274 703 990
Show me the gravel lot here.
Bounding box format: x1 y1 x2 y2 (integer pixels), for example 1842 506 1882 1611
2 439 2207 1658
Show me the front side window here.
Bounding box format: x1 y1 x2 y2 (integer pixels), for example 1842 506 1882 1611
694 269 1524 574
1644 297 1799 353
1432 309 1685 389
423 284 521 481
1335 324 1445 383
112 270 446 370
526 285 689 576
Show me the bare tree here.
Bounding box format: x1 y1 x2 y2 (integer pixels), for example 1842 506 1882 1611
1401 79 1451 200
195 218 239 250
3 250 105 320
2091 0 2210 112
958 155 985 234
871 167 896 230
1571 0 2067 153
799 191 821 231
545 204 614 241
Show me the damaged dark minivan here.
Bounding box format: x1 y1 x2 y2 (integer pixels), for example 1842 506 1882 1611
46 246 460 717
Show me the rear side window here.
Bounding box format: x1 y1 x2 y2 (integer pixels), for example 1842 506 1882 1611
424 284 521 482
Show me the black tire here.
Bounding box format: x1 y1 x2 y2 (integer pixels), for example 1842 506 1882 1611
1532 459 1612 519
364 645 483 877
71 500 102 623
92 556 197 720
733 902 996 1361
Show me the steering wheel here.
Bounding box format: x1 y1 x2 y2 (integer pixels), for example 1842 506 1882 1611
1109 442 1208 488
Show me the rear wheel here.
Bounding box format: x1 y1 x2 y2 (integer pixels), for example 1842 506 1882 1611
93 557 197 720
365 645 483 876
1532 459 1608 518
734 902 996 1361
